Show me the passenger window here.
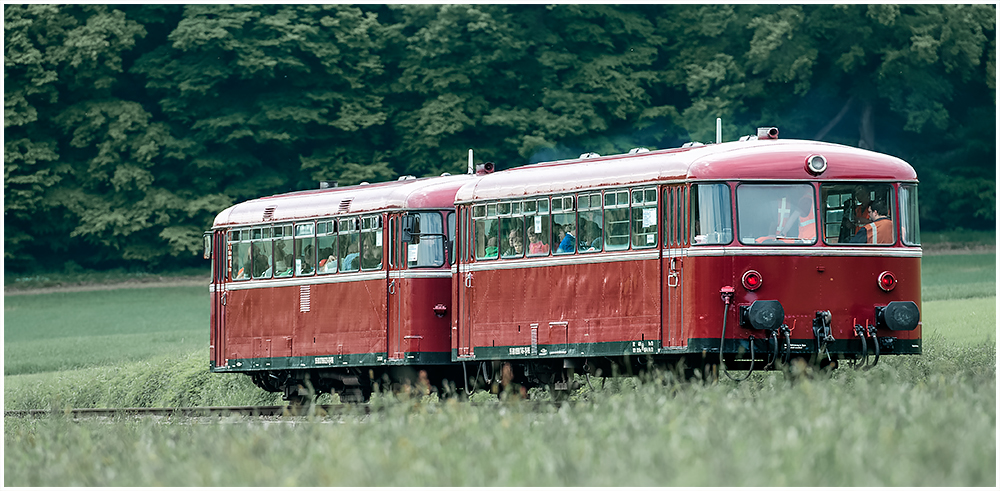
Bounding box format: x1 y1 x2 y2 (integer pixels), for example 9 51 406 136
631 188 658 248
552 196 576 254
578 193 603 253
820 183 894 245
691 183 733 245
338 218 360 272
604 190 630 251
473 204 499 260
229 229 251 281
273 225 294 277
295 222 316 276
317 221 337 274
736 184 817 245
251 227 273 279
360 215 383 271
499 202 525 259
526 198 551 256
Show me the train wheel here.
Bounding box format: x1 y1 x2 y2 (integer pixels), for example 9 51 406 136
544 368 579 401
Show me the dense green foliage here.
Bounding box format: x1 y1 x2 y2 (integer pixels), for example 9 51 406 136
5 5 995 273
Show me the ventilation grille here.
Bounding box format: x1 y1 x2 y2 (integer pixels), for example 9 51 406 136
338 199 353 213
299 285 311 312
262 206 276 221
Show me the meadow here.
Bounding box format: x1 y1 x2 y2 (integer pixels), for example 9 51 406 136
3 252 996 486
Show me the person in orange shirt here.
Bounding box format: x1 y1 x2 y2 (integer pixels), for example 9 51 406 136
778 194 816 242
850 199 893 244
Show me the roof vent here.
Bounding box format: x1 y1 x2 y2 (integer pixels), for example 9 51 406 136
262 206 276 221
338 199 353 213
579 152 601 159
319 181 338 189
682 142 704 148
475 162 495 175
757 127 779 139
397 175 416 181
628 147 650 154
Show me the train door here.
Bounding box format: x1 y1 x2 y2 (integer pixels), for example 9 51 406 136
456 206 474 358
663 185 686 347
212 230 228 368
387 214 405 360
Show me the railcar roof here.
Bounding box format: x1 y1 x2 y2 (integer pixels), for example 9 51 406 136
213 173 478 228
455 139 917 203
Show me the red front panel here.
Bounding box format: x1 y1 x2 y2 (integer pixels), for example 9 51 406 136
681 253 922 344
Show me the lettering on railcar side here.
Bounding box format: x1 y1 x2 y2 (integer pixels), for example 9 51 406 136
315 356 336 365
509 346 531 356
631 340 656 354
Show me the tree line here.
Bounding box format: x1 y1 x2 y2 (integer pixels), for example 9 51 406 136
5 4 995 272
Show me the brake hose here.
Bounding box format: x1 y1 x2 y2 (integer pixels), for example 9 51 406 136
781 326 792 365
462 362 477 396
763 330 780 370
866 325 880 370
719 298 755 382
854 325 868 370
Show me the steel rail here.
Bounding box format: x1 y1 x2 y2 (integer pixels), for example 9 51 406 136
5 400 564 419
4 405 368 419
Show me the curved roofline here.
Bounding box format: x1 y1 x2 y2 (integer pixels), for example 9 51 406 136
455 139 917 203
213 174 478 228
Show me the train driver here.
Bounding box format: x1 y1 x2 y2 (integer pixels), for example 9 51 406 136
777 194 816 241
849 199 893 244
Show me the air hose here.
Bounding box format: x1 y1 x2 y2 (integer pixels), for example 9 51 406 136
763 330 780 370
781 325 792 365
854 325 868 370
719 296 755 382
867 325 880 370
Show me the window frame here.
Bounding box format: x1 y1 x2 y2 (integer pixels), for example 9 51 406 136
735 183 818 246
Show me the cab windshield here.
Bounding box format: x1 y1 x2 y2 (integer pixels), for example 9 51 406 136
820 183 895 245
736 184 817 245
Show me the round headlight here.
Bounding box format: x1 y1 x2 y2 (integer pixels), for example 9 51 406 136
805 154 828 175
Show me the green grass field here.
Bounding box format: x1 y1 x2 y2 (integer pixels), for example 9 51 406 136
4 252 996 486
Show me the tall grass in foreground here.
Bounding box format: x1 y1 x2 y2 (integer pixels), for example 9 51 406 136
5 339 994 487
5 296 996 486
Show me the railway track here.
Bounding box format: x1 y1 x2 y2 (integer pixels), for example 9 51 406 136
4 404 369 419
5 401 563 419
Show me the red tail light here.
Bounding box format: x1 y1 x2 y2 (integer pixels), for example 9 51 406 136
742 270 763 291
878 271 897 292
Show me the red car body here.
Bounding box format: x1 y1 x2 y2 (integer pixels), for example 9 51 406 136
208 135 922 399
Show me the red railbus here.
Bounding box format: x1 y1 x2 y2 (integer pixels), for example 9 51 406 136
452 130 921 390
206 174 477 401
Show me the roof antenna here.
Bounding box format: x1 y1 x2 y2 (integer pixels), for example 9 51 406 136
716 118 723 144
468 149 474 174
